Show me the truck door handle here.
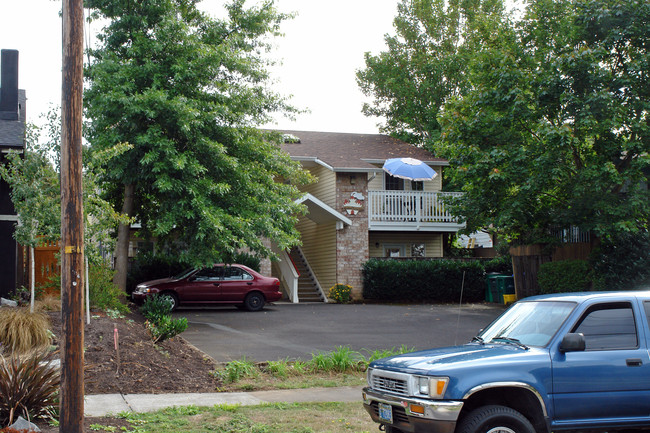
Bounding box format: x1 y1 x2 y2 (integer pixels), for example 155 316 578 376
626 358 643 366
247 282 253 285
212 283 220 287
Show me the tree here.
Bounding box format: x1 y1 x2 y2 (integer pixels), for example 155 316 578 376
85 0 310 290
438 0 650 243
356 0 509 146
0 125 60 311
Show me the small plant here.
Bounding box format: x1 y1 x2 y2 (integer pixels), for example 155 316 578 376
145 315 188 343
0 351 60 426
0 308 51 355
266 358 291 378
88 262 130 315
220 357 259 383
361 345 415 369
328 284 353 304
140 294 186 343
140 294 174 323
328 346 363 372
308 346 363 373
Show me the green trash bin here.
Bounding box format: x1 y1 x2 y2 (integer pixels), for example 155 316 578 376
486 274 515 303
485 274 502 303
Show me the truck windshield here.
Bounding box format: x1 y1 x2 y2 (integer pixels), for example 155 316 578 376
477 301 576 347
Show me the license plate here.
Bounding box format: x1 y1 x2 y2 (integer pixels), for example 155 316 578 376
378 402 393 424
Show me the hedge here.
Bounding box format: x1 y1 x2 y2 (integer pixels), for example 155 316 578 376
537 260 592 294
362 259 487 303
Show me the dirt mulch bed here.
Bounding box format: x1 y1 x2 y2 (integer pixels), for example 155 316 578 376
34 309 222 432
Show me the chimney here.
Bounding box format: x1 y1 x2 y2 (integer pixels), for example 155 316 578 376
0 49 19 121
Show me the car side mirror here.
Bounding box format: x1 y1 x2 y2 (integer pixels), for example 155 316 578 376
559 333 586 353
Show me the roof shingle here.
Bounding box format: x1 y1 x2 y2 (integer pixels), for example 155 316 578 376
277 130 446 172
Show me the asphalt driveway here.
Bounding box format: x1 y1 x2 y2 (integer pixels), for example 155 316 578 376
175 302 505 363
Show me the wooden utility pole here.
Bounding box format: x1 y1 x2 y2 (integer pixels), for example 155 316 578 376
60 0 85 431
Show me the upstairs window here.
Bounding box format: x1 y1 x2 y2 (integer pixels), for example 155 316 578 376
385 173 404 191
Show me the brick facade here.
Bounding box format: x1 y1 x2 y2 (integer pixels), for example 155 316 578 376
336 173 369 300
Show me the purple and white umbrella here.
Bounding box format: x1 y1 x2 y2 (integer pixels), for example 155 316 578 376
382 157 437 181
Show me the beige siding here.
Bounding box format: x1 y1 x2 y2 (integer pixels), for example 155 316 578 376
368 172 383 191
302 165 337 208
368 232 443 258
296 215 337 290
424 165 443 191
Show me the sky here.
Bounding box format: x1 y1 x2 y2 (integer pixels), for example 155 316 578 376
1 0 400 134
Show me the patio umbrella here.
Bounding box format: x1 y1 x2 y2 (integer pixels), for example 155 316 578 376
382 157 437 181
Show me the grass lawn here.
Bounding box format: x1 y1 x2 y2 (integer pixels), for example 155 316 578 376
91 402 377 433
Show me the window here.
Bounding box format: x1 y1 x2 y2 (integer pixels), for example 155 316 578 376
410 180 424 191
223 266 253 281
385 173 404 191
411 243 425 257
572 303 638 350
193 266 223 281
384 244 405 257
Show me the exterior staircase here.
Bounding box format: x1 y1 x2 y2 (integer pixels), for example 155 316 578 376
289 247 327 302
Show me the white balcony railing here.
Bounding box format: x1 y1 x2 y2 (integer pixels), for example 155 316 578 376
367 190 464 231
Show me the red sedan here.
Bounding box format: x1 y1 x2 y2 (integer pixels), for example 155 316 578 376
131 264 283 311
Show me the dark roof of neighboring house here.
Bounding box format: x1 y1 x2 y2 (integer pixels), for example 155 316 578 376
277 130 447 172
0 89 26 148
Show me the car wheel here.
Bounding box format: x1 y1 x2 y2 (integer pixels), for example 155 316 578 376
159 292 179 311
457 405 535 433
244 292 265 312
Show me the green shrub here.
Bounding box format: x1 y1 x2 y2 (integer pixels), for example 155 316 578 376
0 309 51 355
140 295 174 323
362 259 485 302
328 284 352 303
145 315 188 343
537 260 593 294
88 262 130 315
590 231 650 290
140 295 187 343
483 255 513 275
0 351 60 426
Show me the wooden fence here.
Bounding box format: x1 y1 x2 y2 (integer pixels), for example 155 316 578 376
33 240 60 294
510 240 598 299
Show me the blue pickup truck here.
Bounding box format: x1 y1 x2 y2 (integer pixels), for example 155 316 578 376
363 290 650 433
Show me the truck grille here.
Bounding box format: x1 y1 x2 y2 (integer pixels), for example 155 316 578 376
370 401 410 424
372 375 409 396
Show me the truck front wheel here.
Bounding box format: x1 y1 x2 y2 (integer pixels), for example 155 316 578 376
457 405 535 433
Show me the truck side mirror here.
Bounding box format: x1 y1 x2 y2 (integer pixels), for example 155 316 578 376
559 333 586 353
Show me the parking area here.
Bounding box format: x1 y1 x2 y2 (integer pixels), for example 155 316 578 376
175 302 505 362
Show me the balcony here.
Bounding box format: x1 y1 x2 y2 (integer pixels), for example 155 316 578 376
367 190 465 232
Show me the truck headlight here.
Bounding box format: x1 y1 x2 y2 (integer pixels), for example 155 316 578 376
416 376 448 399
367 368 374 387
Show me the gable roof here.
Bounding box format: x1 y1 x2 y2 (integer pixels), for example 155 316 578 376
0 89 26 148
278 130 447 173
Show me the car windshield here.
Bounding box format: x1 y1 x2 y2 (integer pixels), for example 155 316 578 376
173 267 196 280
477 301 576 347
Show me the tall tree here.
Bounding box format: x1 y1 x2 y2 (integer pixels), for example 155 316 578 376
356 0 509 146
84 0 310 290
0 125 60 312
438 0 650 243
